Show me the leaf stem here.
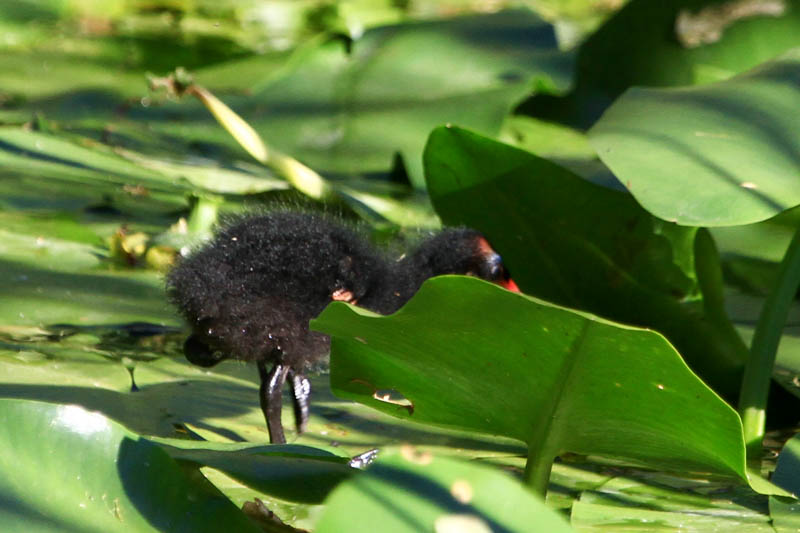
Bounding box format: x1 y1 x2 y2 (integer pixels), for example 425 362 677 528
187 195 220 235
524 457 553 496
739 223 800 462
523 439 554 496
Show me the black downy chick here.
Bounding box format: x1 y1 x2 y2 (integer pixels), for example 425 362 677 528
167 211 518 443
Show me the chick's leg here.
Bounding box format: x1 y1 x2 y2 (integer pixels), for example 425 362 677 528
258 360 289 444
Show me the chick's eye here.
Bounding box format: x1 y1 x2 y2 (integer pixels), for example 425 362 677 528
485 252 505 281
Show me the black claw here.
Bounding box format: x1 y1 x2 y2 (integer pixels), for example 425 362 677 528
288 371 311 434
349 448 379 469
259 360 289 444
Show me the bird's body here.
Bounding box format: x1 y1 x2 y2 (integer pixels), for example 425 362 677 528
167 211 517 442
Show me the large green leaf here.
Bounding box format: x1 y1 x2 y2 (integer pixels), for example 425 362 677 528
312 276 748 482
315 447 574 533
522 0 800 127
424 125 748 400
589 48 800 226
0 399 261 533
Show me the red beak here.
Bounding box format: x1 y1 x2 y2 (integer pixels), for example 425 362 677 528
501 278 520 293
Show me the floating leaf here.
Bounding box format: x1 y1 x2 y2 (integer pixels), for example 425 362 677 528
572 473 774 532
114 147 288 195
156 439 356 504
158 9 572 188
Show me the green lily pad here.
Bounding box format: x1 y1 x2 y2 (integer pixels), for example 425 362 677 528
0 127 179 191
589 48 800 226
0 329 541 527
573 472 774 532
0 127 191 222
573 501 774 532
0 126 288 206
315 446 574 533
0 258 176 327
0 319 527 455
424 125 748 400
154 439 356 504
0 398 260 532
312 276 748 483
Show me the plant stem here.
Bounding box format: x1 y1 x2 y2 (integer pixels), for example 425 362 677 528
187 195 219 235
523 437 554 496
739 224 800 462
524 456 553 496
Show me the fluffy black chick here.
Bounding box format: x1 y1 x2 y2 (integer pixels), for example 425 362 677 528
167 211 518 443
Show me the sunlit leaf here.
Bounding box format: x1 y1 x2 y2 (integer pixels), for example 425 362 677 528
313 276 749 483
